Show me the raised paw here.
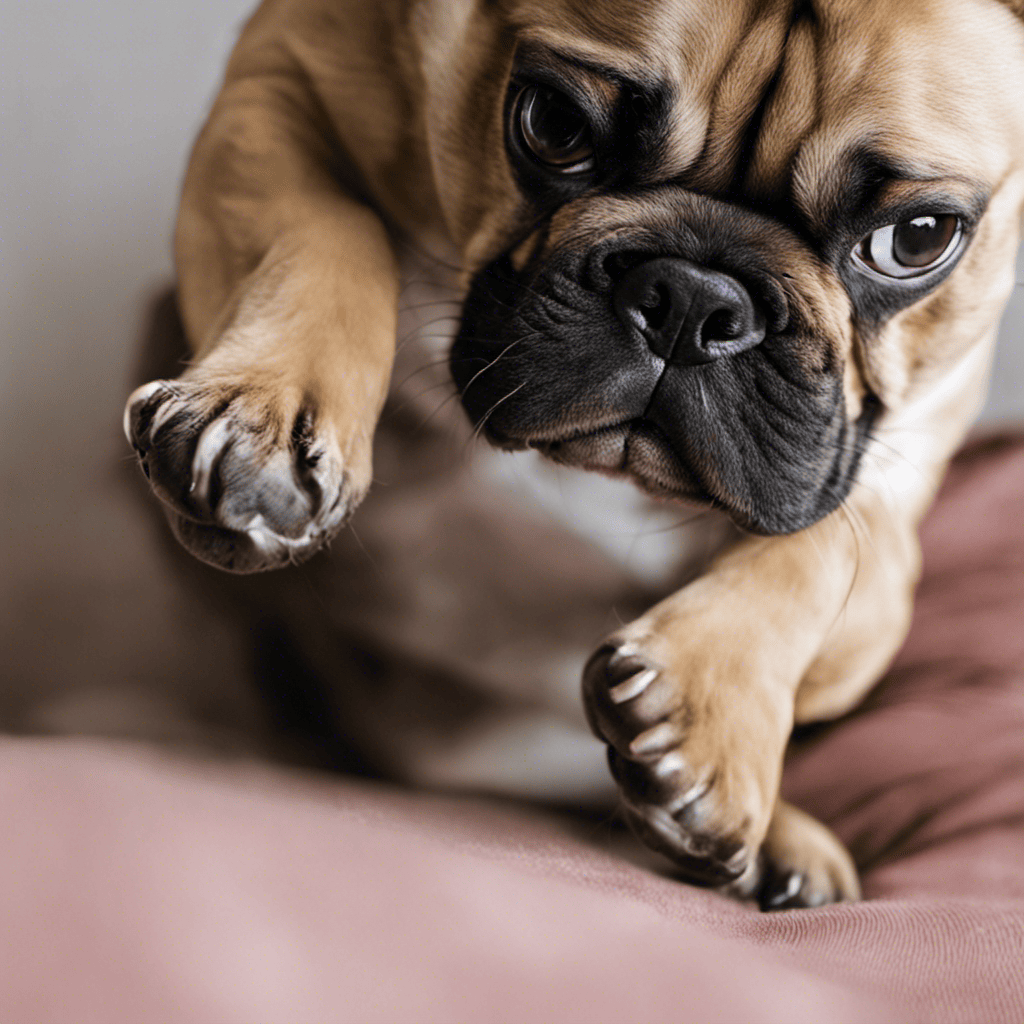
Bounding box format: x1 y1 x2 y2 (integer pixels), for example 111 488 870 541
582 642 785 889
124 379 356 572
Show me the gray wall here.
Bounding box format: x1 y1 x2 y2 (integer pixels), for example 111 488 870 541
1 1 261 728
986 245 1024 423
1 1 1022 714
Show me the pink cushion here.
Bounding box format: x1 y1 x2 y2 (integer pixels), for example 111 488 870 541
2 434 1021 1023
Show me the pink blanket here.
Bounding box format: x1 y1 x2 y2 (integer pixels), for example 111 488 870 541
2 435 1021 1023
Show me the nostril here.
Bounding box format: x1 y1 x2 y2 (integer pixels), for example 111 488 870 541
601 249 647 284
638 282 671 331
701 308 742 344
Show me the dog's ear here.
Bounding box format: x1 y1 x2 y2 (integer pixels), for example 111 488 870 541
999 0 1024 17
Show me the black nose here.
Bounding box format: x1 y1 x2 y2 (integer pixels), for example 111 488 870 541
613 258 766 364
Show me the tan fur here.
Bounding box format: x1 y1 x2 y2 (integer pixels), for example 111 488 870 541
125 0 1024 904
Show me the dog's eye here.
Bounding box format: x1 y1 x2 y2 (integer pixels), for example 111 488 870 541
515 85 594 173
853 215 962 279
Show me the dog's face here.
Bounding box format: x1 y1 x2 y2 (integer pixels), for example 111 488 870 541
432 0 1024 533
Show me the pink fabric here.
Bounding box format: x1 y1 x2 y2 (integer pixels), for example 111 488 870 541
1 434 1021 1023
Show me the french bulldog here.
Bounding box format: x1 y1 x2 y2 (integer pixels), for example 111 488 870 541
124 0 1024 908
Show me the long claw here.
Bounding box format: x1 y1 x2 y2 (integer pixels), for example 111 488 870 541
610 668 658 704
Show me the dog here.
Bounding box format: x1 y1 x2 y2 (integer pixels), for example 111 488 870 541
124 0 1024 909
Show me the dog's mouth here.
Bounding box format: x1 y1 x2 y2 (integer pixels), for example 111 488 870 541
487 418 715 506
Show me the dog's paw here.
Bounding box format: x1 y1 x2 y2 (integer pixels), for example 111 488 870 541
124 379 358 572
582 642 783 888
750 801 860 911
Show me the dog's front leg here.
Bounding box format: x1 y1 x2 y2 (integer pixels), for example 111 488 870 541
583 488 923 907
125 64 398 572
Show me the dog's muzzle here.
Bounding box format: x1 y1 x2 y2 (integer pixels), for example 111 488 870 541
450 227 871 535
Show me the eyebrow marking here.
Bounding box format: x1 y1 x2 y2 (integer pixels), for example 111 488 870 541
825 148 990 224
834 150 917 214
525 44 668 119
541 45 655 90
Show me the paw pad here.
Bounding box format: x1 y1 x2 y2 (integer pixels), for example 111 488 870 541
124 379 351 572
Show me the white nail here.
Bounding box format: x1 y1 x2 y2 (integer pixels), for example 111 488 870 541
607 643 637 666
190 417 233 504
724 846 750 874
149 398 180 441
629 722 679 758
666 773 712 813
654 751 686 779
123 380 169 443
609 668 658 704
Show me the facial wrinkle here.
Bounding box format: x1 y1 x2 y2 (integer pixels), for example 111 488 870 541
679 1 794 195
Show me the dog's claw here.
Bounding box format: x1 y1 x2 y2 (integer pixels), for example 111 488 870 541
664 770 713 813
148 397 180 441
629 722 680 758
190 416 233 506
123 381 166 444
610 667 658 704
760 870 806 910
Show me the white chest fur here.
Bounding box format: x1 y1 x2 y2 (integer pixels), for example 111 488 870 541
473 448 721 590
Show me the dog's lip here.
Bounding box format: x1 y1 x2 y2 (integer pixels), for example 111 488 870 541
529 420 633 453
485 415 633 451
488 417 716 507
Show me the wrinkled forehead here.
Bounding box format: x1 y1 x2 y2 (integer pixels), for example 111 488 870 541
503 0 1023 223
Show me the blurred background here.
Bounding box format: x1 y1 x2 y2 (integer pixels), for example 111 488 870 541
2 0 1023 735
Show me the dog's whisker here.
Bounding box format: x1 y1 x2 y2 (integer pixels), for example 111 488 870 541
344 519 383 576
386 380 460 423
456 334 540 398
384 391 447 424
399 378 462 411
394 317 463 355
396 299 463 315
406 386 465 437
389 356 455 394
398 238 465 277
470 380 531 446
833 501 863 627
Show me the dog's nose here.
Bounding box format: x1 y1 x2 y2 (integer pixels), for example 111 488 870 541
613 258 765 364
